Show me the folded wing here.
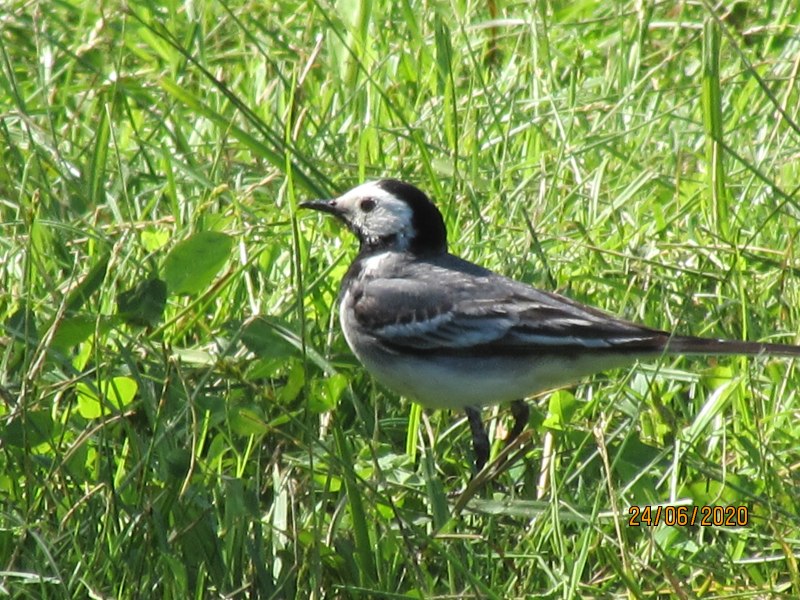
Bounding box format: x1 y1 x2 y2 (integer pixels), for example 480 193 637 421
351 257 668 355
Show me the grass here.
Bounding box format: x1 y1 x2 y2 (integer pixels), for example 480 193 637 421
2 0 800 597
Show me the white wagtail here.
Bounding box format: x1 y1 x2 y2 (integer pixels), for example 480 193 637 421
301 179 800 472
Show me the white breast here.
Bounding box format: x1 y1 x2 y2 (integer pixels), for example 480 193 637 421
360 251 394 277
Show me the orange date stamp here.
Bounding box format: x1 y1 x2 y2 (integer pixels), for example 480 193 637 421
628 505 749 527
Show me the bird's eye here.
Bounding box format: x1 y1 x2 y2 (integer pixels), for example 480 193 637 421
360 198 376 213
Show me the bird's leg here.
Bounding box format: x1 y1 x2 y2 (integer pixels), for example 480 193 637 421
464 406 489 472
506 400 529 446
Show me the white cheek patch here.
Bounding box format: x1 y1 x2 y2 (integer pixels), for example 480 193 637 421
335 182 416 244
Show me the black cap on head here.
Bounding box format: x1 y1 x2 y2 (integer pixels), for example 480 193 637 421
377 179 448 256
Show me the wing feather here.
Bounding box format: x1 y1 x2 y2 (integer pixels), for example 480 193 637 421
349 257 667 354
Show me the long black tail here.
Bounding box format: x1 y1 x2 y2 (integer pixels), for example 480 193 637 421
666 335 800 357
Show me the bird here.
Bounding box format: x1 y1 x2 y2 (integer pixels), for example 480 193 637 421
300 178 800 473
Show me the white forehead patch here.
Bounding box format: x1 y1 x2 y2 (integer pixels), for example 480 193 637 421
334 181 415 244
337 181 398 205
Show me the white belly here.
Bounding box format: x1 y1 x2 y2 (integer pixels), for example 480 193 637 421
347 336 638 410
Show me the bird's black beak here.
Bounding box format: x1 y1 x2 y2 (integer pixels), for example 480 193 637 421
298 198 341 216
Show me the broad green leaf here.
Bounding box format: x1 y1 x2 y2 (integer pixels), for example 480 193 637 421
64 254 110 313
4 306 38 344
277 361 305 404
237 316 337 375
163 231 233 295
141 228 170 252
229 406 269 436
543 390 578 430
51 315 114 351
76 376 138 419
117 278 167 326
241 316 298 360
2 410 55 448
308 373 348 413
